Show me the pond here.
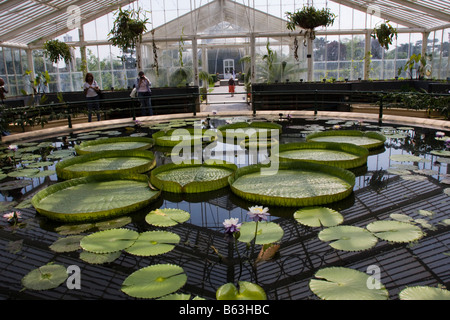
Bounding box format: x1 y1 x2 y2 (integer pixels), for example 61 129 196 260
0 115 449 301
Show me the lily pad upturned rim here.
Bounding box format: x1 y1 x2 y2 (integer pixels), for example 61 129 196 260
275 141 369 169
217 121 283 138
55 149 156 180
152 128 217 147
306 130 386 150
229 161 355 207
75 137 154 155
150 159 237 194
31 173 161 223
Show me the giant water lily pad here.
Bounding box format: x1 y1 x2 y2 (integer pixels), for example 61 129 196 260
399 286 450 300
294 207 344 227
275 142 369 169
217 121 282 140
145 208 191 227
75 137 154 155
230 162 355 207
124 231 180 256
56 150 156 180
216 281 267 300
21 264 68 291
366 220 424 243
31 174 161 222
121 264 187 299
80 228 139 254
152 128 216 147
306 130 386 150
309 267 389 300
238 221 284 245
318 226 378 251
151 160 237 193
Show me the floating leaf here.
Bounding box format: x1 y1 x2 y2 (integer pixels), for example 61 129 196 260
49 235 84 253
94 216 132 230
55 223 94 235
7 168 40 178
414 218 435 230
238 221 284 245
21 264 68 291
309 267 389 300
145 208 190 227
306 130 386 150
417 210 434 217
366 221 424 243
390 213 413 223
79 250 121 264
75 137 154 155
125 231 180 256
0 180 33 191
294 207 344 227
121 264 187 299
318 226 378 251
399 286 450 300
444 188 450 196
216 281 267 300
230 162 355 207
390 154 426 162
431 150 450 157
31 174 161 222
80 228 139 254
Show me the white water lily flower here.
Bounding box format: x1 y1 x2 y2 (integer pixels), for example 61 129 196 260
223 218 242 234
248 206 270 222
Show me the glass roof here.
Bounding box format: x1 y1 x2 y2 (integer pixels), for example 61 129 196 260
0 0 448 48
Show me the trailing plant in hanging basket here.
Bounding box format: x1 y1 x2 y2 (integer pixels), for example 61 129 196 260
286 6 336 40
371 21 397 50
43 39 73 64
286 6 335 61
108 7 149 53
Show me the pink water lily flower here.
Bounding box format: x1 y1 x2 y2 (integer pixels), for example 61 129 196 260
3 211 21 223
248 206 270 222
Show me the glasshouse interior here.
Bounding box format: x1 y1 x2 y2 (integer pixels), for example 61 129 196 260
0 0 450 302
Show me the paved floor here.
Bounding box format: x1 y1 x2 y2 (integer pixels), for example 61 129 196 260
200 84 251 113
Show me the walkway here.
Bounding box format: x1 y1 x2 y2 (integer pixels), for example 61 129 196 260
200 83 251 113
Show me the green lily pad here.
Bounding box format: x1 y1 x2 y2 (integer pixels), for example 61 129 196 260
306 130 386 150
21 264 68 291
7 168 40 178
0 180 33 191
80 228 139 254
238 221 284 245
49 235 84 253
75 137 154 155
390 213 413 223
390 154 426 162
55 223 94 235
399 286 450 300
216 281 267 300
318 226 378 251
145 208 191 227
124 231 180 256
79 251 121 264
366 221 424 243
294 207 344 227
430 150 450 157
309 267 389 300
121 264 187 299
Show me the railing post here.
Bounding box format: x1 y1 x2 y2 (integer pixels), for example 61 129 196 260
314 90 318 116
378 92 384 126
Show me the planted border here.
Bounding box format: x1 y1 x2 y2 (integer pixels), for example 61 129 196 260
55 150 156 180
75 137 154 155
275 142 369 169
150 160 237 193
306 130 386 150
229 161 355 207
31 173 161 222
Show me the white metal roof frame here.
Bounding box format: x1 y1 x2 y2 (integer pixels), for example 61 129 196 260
0 0 448 49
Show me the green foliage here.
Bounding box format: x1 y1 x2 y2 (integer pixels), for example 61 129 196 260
21 264 68 291
398 53 432 80
286 6 336 33
371 21 397 50
108 7 149 53
216 281 267 300
43 40 73 64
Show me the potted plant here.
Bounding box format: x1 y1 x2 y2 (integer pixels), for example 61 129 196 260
286 6 336 61
398 53 432 80
371 21 397 50
43 39 73 65
108 7 149 56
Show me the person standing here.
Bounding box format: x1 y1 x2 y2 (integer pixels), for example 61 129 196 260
83 73 101 122
135 71 153 116
0 78 8 104
228 76 235 97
